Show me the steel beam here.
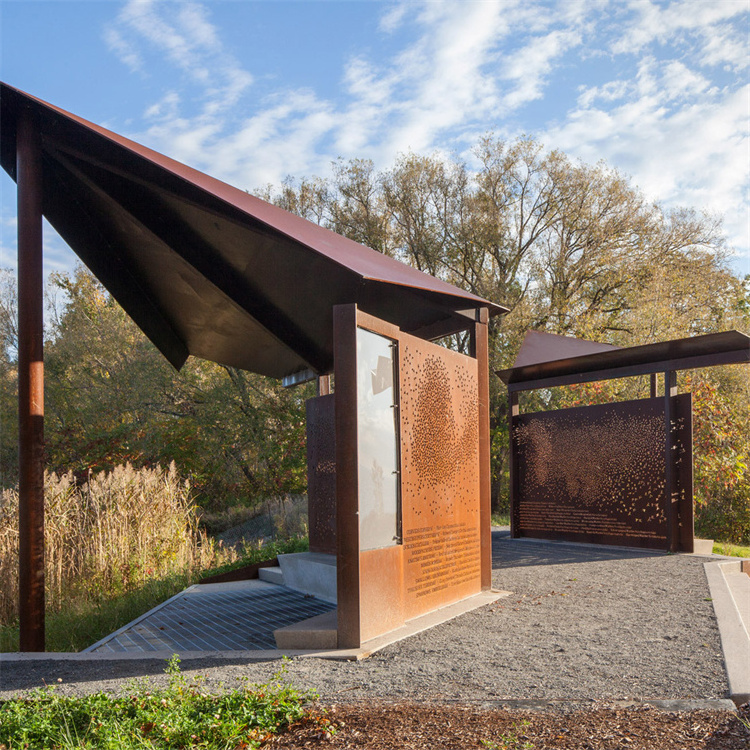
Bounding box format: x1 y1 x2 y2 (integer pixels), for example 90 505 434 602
17 108 45 652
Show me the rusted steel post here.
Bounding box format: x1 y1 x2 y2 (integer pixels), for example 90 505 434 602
664 370 678 552
472 309 492 590
508 389 520 538
333 304 360 648
17 108 45 652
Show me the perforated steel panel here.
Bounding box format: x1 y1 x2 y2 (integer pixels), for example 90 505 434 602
399 337 481 620
306 395 337 555
512 395 693 550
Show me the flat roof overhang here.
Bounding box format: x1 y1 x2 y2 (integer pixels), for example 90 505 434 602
497 330 750 391
1 82 507 379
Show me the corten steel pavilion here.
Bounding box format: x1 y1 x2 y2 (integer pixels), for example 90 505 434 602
498 330 750 553
1 82 507 652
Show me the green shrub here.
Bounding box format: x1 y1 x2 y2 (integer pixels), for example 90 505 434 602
0 656 333 749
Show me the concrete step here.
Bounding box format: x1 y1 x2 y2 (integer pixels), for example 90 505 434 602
725 568 750 637
257 566 284 585
274 609 337 650
277 552 337 603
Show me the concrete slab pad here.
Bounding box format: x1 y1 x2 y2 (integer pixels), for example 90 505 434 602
277 552 337 603
705 559 750 706
693 539 714 555
274 610 338 650
258 566 284 585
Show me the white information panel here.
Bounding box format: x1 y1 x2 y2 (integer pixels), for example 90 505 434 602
356 327 400 550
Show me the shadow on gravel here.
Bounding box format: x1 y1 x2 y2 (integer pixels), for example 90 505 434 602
491 529 663 569
0 656 277 695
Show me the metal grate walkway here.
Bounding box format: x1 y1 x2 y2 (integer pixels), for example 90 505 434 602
85 580 335 653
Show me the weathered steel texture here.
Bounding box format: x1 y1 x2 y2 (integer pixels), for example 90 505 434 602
306 395 337 556
1 82 505 381
17 107 45 652
664 371 679 552
512 330 619 368
399 330 481 620
472 310 492 590
359 546 404 642
512 396 693 551
498 330 750 388
333 305 360 648
508 391 520 538
336 307 486 646
675 393 694 553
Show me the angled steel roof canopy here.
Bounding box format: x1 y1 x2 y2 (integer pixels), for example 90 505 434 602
497 330 750 390
1 82 507 378
510 330 620 369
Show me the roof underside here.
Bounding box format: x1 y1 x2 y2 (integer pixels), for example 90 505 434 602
497 330 750 389
1 82 507 378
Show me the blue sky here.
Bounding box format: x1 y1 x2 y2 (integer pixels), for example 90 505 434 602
1 0 748 281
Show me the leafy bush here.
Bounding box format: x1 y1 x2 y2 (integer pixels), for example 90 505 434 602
0 656 333 749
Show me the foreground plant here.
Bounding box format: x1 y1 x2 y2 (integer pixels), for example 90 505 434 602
0 656 331 749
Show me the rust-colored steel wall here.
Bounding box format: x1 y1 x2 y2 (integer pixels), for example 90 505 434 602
512 395 693 550
306 394 337 556
398 332 482 620
335 307 486 646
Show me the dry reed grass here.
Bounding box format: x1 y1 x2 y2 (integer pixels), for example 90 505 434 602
0 463 234 627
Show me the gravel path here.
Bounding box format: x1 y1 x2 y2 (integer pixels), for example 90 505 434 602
0 532 729 702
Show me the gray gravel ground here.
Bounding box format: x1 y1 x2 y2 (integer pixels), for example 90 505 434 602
0 532 729 702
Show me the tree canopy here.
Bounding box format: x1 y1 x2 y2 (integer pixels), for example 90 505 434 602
2 135 748 541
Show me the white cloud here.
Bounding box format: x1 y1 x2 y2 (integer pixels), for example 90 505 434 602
545 75 749 257
500 29 583 110
97 0 749 274
611 0 747 56
103 26 143 73
379 2 410 33
699 20 750 71
106 0 253 119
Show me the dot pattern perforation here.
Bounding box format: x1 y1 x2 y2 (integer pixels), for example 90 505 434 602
306 395 337 555
398 336 482 620
399 347 480 517
513 395 693 548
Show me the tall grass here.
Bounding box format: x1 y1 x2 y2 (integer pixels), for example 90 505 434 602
0 463 233 646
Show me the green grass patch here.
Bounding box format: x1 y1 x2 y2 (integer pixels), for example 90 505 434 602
713 541 750 558
1 536 310 653
0 656 332 749
491 513 510 527
201 536 309 580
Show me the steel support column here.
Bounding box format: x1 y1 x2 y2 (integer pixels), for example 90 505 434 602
17 108 45 652
664 370 678 552
472 309 492 589
333 304 360 648
508 389 520 538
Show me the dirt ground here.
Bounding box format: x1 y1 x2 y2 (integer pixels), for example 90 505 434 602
269 701 750 749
